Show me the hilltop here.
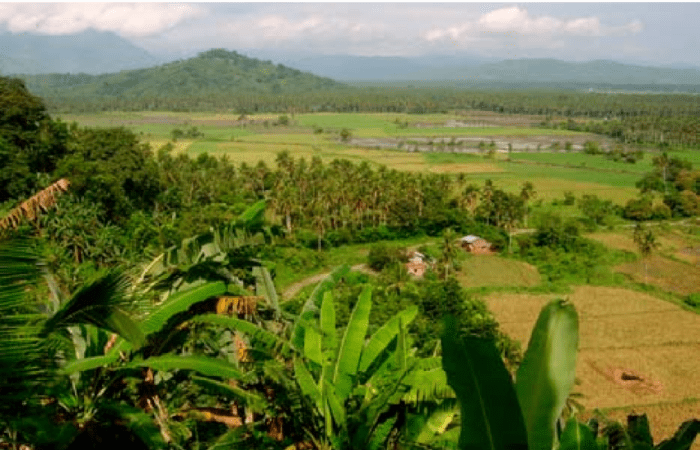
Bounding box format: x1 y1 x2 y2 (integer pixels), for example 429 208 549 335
21 49 346 103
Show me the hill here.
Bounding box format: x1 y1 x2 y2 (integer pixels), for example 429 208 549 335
0 30 159 75
405 58 700 85
21 49 346 103
243 51 490 81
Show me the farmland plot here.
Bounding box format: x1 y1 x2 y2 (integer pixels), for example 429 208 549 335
485 286 700 445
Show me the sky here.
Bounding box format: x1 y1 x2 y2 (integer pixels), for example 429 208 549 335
0 2 698 66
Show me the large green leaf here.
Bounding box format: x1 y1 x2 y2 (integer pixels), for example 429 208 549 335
412 404 459 445
294 358 322 410
359 306 418 373
333 285 372 401
320 291 336 354
402 366 455 403
253 266 280 319
441 315 528 450
235 200 266 227
190 313 291 356
60 354 120 374
628 414 654 450
559 418 598 450
0 240 47 404
304 323 323 366
191 375 268 411
656 419 700 450
140 282 226 336
43 271 144 347
324 378 346 431
515 299 579 450
291 265 350 350
127 355 242 379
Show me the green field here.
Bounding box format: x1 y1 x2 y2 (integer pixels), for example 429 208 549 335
56 111 663 205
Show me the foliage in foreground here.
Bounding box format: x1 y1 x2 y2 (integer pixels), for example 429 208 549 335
443 298 699 450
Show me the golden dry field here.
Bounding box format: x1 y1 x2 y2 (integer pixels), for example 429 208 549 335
586 229 700 295
484 286 700 445
614 255 700 296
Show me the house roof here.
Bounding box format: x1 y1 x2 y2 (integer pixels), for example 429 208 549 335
460 235 482 243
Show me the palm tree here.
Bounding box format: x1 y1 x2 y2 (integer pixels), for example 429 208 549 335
0 239 155 449
633 223 658 283
439 228 460 279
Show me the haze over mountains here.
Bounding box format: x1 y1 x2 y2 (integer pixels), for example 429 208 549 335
5 29 700 89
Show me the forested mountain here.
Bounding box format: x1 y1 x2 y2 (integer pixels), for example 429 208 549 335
415 58 700 85
0 29 159 75
21 49 346 104
246 51 491 81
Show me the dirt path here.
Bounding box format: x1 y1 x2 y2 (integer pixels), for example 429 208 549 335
281 264 375 300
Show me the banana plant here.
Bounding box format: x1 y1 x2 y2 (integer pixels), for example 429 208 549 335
442 299 700 450
441 298 578 450
293 285 425 449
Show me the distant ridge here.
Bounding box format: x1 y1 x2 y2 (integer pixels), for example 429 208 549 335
0 29 159 75
21 49 346 100
404 58 700 85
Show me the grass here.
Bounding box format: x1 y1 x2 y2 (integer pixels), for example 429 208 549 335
56 111 648 206
507 152 653 174
455 255 541 288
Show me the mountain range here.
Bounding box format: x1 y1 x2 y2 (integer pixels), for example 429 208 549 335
5 30 700 90
0 30 160 75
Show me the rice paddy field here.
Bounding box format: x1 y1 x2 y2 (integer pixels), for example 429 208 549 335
484 286 700 446
58 110 660 204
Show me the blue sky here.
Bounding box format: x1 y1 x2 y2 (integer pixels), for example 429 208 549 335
1 2 698 66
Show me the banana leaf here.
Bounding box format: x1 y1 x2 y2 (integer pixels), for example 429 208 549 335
559 418 598 450
441 315 528 450
515 299 579 450
333 285 372 401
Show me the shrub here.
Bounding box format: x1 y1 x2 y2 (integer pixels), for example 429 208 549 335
367 243 407 271
563 191 576 206
685 293 700 308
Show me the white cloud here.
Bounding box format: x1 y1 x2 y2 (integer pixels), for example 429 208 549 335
422 6 643 45
219 13 391 50
0 3 203 37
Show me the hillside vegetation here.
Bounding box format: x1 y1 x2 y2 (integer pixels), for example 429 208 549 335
22 48 345 106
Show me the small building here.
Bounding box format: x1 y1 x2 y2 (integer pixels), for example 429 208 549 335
405 251 428 277
406 259 427 277
460 235 492 254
